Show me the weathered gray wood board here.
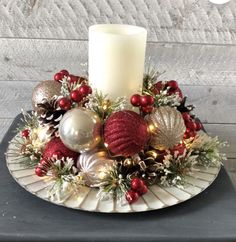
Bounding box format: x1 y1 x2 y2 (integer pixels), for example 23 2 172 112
0 81 235 158
0 0 235 44
1 81 235 123
1 40 236 85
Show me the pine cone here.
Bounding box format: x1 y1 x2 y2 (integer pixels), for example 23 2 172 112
37 96 66 137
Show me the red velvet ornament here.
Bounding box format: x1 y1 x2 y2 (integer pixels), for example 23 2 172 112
104 110 149 157
70 89 83 103
130 94 141 107
43 137 79 161
58 97 72 110
125 190 139 204
54 72 63 82
21 129 29 138
60 69 69 77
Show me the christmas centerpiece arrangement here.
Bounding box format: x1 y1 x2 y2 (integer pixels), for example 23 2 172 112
6 25 226 211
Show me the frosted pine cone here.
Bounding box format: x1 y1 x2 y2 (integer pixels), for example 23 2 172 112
37 96 66 137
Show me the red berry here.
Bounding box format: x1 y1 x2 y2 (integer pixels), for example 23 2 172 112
141 105 153 113
35 166 47 177
70 89 83 103
39 159 49 167
68 75 79 84
78 85 90 97
87 86 92 94
131 178 143 191
130 94 141 107
58 97 71 110
171 143 186 156
21 129 30 138
60 69 69 77
186 120 197 131
182 112 191 121
140 95 154 107
153 81 165 94
54 72 63 82
125 190 139 204
138 185 148 196
195 121 202 131
168 80 178 90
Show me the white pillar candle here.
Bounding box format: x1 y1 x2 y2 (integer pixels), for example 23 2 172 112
89 24 147 100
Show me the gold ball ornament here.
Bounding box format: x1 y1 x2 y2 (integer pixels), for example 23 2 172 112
32 80 62 110
59 108 102 153
145 106 186 150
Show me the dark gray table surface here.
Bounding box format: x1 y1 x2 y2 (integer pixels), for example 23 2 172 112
1 113 236 242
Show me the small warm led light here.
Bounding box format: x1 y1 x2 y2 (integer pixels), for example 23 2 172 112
148 124 155 132
103 105 108 110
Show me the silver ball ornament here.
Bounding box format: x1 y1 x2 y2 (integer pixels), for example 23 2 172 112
32 80 61 110
59 108 102 153
77 150 116 186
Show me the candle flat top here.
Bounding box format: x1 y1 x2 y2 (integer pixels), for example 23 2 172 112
89 24 147 36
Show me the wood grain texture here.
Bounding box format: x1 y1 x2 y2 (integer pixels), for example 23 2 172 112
0 118 13 142
1 39 236 85
0 0 235 44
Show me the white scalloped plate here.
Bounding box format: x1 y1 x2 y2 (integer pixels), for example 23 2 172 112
6 135 221 213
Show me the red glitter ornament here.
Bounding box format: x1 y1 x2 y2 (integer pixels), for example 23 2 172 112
43 137 79 161
104 110 149 157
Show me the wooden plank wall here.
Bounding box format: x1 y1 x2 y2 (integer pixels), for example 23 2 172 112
0 0 235 181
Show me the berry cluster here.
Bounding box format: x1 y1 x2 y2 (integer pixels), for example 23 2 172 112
125 178 148 204
54 70 92 111
35 158 52 177
182 112 202 139
130 94 154 113
21 129 30 138
154 80 183 99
